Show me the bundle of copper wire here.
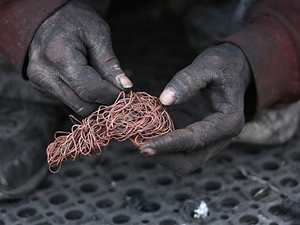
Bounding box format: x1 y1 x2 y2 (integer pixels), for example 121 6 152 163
46 91 174 172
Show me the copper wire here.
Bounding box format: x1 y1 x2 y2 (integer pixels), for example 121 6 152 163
46 91 174 173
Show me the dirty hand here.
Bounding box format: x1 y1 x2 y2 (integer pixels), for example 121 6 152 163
140 43 252 175
27 0 132 116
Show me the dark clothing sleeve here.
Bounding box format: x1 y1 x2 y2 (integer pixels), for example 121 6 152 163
222 0 300 115
0 0 68 77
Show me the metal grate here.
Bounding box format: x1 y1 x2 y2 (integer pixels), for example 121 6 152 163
1 1 300 224
2 137 300 225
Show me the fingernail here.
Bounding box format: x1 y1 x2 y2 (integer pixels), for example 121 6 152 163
159 87 176 105
141 148 156 156
118 74 133 89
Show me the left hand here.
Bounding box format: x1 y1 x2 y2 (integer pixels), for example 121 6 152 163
139 43 252 175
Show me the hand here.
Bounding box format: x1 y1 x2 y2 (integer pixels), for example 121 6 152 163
140 43 252 175
27 0 133 116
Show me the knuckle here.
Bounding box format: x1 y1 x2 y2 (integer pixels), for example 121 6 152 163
226 113 245 136
186 125 206 149
190 136 205 152
193 135 206 149
100 21 110 33
44 44 65 62
77 89 95 102
96 16 110 30
204 50 226 67
93 19 110 37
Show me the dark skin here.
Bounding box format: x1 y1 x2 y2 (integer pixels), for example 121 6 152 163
27 0 251 175
141 44 251 175
27 0 133 116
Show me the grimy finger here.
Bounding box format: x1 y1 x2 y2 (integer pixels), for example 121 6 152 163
62 63 121 105
86 23 133 90
159 60 211 106
90 52 133 91
46 77 100 117
147 139 231 176
50 46 121 105
140 111 243 155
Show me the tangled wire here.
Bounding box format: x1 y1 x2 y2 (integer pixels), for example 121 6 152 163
46 91 174 173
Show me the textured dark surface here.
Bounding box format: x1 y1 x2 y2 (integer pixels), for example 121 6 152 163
1 1 300 225
2 135 300 225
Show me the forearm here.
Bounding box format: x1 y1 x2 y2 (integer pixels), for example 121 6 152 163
0 0 69 77
221 0 300 115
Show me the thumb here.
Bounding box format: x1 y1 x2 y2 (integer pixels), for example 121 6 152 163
159 66 205 105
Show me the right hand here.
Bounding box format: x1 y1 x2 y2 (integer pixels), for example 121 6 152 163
27 0 133 117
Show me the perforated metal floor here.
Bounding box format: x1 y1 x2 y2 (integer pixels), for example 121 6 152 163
1 1 300 225
2 135 300 225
